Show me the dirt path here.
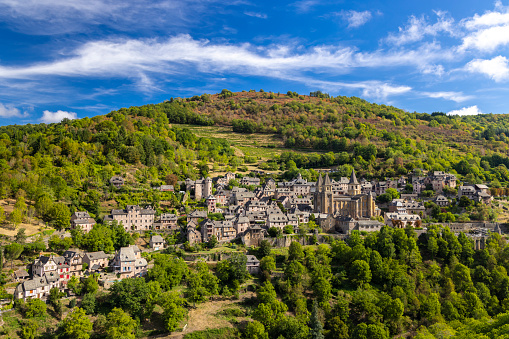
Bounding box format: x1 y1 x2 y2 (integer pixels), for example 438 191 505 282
150 292 254 339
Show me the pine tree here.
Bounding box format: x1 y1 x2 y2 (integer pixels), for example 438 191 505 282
309 300 324 339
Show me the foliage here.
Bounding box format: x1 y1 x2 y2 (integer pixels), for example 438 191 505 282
109 278 161 321
60 307 93 339
161 291 188 332
25 298 46 318
105 308 138 339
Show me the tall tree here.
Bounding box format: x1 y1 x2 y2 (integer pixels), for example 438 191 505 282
4 242 23 269
309 300 325 339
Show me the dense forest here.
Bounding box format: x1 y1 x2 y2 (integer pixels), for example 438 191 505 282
7 226 509 339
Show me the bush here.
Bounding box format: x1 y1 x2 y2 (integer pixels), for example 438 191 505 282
25 298 46 318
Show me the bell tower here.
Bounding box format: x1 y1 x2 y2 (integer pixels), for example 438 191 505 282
348 169 361 196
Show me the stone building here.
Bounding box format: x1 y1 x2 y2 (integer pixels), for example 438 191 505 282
105 205 156 231
314 170 377 218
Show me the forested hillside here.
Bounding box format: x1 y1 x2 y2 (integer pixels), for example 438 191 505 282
137 89 509 186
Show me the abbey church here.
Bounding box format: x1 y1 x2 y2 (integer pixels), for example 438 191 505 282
314 170 378 218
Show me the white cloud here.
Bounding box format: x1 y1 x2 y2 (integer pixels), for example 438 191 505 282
422 91 473 103
40 110 77 123
0 35 453 82
447 105 483 116
244 12 267 19
291 0 320 13
461 25 509 52
340 10 372 28
385 11 455 45
463 1 509 29
466 56 509 82
420 64 445 76
0 0 218 34
0 102 27 117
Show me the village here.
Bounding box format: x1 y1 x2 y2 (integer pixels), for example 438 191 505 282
11 169 501 303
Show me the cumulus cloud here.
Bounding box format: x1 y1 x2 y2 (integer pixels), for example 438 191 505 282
461 25 509 52
0 102 27 118
466 56 509 82
385 11 455 45
340 10 372 28
40 110 77 123
422 91 473 103
447 105 484 116
463 0 509 29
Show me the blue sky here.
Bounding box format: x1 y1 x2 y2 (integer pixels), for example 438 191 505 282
1 0 509 124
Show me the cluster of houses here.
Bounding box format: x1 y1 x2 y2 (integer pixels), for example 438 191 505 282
14 244 149 302
70 170 495 246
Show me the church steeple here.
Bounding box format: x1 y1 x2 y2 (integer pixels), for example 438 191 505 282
348 169 361 196
324 173 331 185
317 174 323 187
349 169 359 185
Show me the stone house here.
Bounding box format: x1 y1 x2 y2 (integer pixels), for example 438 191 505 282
105 205 156 231
109 175 125 188
70 211 96 233
112 245 144 278
149 235 165 251
153 213 178 231
83 251 109 271
246 255 260 274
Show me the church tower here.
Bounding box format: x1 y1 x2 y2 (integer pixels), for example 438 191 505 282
348 169 361 196
323 173 333 213
314 174 323 213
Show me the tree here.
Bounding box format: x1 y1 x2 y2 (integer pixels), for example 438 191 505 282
267 227 281 238
105 308 138 339
0 206 5 224
349 260 372 287
10 208 23 227
327 317 349 339
216 253 248 285
81 293 96 314
54 300 63 320
4 242 23 269
109 278 161 321
283 224 294 234
68 276 82 295
148 254 189 291
49 203 71 230
15 228 27 244
260 256 276 274
258 240 272 258
161 291 187 332
256 280 277 304
309 300 324 339
48 287 64 306
19 320 38 339
82 274 99 294
25 298 47 318
207 235 218 249
386 188 400 200
284 260 306 285
252 300 288 333
244 320 269 339
60 307 93 339
288 241 304 261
